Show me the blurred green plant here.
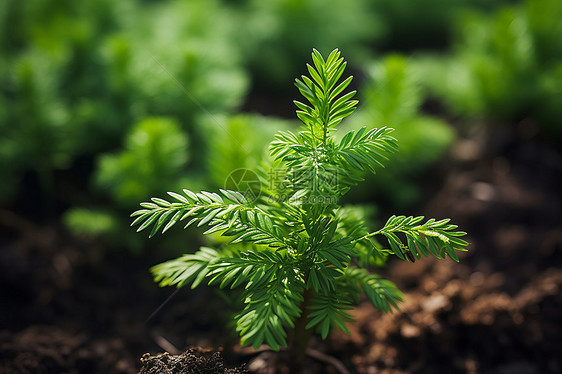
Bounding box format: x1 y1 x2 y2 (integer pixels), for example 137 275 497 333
371 0 516 51
0 50 70 199
418 0 562 141
199 114 297 189
132 50 468 371
119 0 248 124
0 0 128 200
64 117 192 250
96 117 191 207
230 0 383 95
64 208 119 238
226 0 514 103
344 55 455 209
0 0 249 204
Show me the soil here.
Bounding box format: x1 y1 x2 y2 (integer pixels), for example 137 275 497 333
1 124 561 373
137 348 247 374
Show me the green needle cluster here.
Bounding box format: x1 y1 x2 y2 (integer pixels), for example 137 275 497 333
132 49 468 353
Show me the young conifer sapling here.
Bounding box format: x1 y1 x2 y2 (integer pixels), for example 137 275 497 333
132 49 468 371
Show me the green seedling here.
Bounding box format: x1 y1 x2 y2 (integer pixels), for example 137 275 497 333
132 49 468 371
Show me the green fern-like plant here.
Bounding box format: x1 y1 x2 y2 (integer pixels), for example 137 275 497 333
132 49 468 369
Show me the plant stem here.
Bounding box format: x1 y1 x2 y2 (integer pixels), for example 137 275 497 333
289 286 314 373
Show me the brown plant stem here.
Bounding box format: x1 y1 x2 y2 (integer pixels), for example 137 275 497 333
288 286 314 373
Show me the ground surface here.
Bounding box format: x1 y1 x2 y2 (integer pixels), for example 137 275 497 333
1 125 561 373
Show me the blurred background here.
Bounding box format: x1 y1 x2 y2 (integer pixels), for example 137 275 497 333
1 0 561 373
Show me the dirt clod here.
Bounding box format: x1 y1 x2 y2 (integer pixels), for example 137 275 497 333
138 349 247 374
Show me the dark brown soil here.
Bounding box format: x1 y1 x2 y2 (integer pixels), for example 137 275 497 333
138 348 247 374
1 125 561 373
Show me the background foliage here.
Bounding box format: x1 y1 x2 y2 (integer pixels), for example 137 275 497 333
1 0 559 245
417 0 562 142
